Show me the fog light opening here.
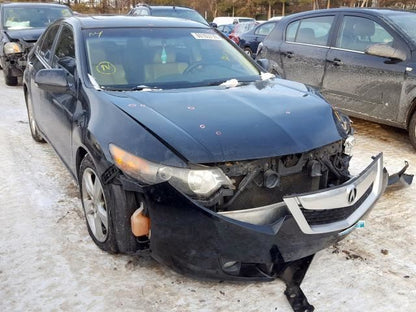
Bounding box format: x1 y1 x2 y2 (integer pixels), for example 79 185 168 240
221 259 241 275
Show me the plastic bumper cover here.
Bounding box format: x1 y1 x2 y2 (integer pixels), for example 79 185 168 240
143 154 388 280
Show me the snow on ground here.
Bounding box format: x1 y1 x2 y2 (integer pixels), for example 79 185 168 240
0 74 415 312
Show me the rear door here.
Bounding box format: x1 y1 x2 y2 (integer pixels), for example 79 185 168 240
322 14 409 123
280 15 336 88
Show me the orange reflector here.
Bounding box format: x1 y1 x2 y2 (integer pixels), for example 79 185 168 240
131 208 150 237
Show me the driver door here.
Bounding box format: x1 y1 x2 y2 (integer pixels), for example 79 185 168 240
40 24 77 168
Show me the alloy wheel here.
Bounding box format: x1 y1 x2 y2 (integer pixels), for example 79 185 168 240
82 168 108 242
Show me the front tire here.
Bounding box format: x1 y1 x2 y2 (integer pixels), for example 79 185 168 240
25 94 45 143
409 111 416 149
4 70 18 86
79 154 140 253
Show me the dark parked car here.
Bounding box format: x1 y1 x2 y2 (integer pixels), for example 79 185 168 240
0 2 72 85
24 15 405 311
228 21 258 44
217 23 235 36
239 20 278 57
257 8 416 149
127 4 208 25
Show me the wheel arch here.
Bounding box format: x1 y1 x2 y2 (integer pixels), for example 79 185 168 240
23 84 28 99
75 147 89 182
406 98 416 130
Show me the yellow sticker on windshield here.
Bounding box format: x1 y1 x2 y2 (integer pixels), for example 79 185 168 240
191 33 221 40
96 61 116 75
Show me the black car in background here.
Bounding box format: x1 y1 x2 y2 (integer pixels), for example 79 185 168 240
257 8 416 149
0 2 72 85
23 15 404 311
127 4 208 25
239 20 278 58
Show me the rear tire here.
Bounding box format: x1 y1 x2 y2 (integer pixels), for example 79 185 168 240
409 111 416 149
244 47 253 58
79 154 140 254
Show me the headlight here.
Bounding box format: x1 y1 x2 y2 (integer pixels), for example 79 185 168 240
109 144 233 197
4 42 23 55
334 110 353 135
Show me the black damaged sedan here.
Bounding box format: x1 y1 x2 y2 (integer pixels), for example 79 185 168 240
24 16 394 310
0 2 72 85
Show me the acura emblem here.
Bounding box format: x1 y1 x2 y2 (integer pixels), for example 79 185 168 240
348 187 357 204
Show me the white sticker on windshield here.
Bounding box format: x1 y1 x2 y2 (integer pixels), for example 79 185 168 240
191 33 221 40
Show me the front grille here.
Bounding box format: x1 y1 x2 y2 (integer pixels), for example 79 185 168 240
301 184 373 225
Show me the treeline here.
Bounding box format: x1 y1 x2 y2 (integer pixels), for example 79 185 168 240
16 0 416 20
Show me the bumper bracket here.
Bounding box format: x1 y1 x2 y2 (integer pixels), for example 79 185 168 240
387 161 413 187
277 255 315 312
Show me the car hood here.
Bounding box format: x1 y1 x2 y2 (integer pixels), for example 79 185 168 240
107 79 342 163
4 28 45 42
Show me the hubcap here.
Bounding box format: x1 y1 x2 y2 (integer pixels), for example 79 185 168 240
82 168 108 242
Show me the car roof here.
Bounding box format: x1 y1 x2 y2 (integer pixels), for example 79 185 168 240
0 2 69 8
67 15 209 29
283 7 415 20
145 5 198 12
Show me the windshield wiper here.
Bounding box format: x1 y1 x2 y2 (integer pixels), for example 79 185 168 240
205 79 256 87
101 86 127 91
131 85 161 91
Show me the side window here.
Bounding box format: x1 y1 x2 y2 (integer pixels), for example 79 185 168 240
286 21 299 42
255 23 276 36
336 16 394 52
52 25 75 75
39 25 60 61
294 16 334 46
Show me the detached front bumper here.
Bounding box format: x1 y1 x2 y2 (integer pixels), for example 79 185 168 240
143 154 388 281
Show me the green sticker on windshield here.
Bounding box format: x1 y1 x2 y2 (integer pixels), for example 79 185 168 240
96 61 116 74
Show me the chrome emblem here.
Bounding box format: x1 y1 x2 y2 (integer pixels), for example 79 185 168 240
347 187 357 204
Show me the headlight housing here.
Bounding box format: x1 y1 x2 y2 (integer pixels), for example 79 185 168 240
109 144 233 198
4 42 23 55
334 110 353 135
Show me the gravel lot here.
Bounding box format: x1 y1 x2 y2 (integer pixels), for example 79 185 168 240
0 74 415 312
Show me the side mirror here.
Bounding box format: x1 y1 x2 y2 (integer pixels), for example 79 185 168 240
256 58 270 71
34 68 69 93
209 22 217 28
365 44 406 61
58 56 76 75
256 58 282 77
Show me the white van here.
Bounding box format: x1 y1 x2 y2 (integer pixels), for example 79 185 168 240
212 16 255 26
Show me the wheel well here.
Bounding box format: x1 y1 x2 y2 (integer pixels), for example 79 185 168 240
23 85 28 101
406 98 416 129
76 147 88 181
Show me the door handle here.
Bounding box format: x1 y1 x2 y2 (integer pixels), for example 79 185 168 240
282 51 294 58
327 58 342 66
